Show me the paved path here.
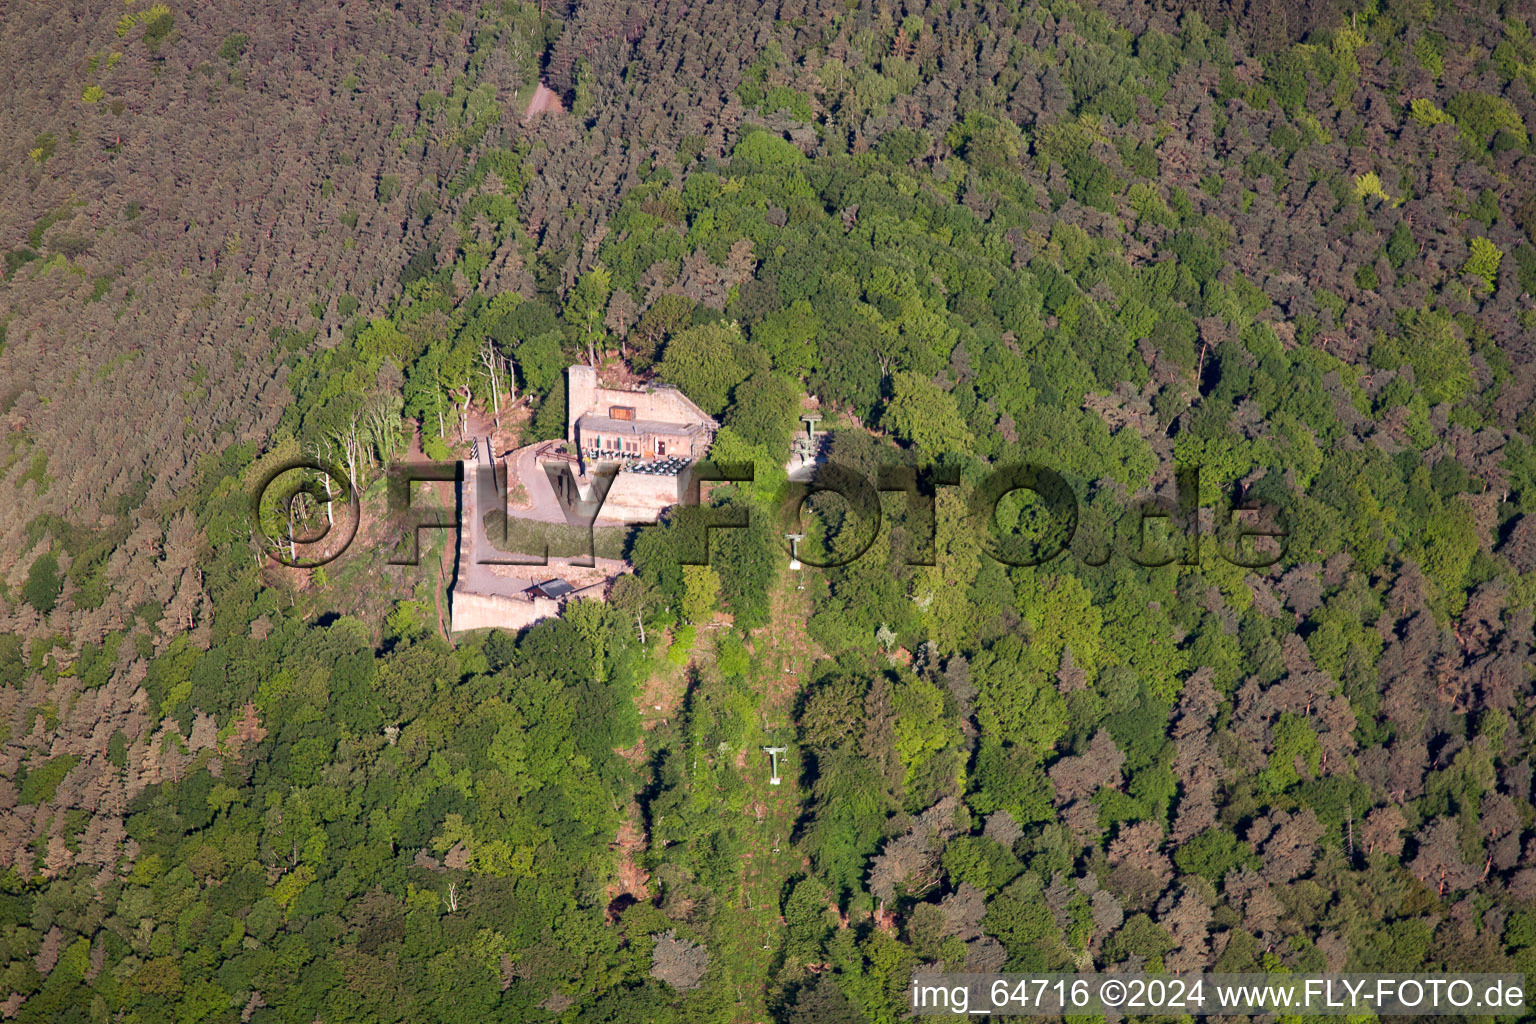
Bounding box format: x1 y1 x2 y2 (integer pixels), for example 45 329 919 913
508 442 574 524
455 445 536 598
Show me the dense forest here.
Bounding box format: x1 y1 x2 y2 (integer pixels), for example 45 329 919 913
4 0 1536 1019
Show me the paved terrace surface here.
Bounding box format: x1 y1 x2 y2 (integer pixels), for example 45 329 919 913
452 439 628 602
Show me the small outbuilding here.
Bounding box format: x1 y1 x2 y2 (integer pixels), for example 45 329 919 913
529 578 575 601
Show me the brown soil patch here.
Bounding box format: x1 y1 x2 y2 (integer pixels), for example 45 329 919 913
525 82 564 119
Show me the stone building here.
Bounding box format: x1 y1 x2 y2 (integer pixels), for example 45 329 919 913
566 365 716 469
448 367 719 633
551 364 720 525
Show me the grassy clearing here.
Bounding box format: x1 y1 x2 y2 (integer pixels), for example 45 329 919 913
482 509 631 560
631 579 819 1021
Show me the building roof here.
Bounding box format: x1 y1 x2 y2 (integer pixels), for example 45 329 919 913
530 578 575 599
576 413 710 437
572 367 719 426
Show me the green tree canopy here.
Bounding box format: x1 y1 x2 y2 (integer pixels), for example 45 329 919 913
657 322 760 414
882 370 976 455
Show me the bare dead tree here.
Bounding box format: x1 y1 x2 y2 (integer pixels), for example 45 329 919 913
479 338 502 425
